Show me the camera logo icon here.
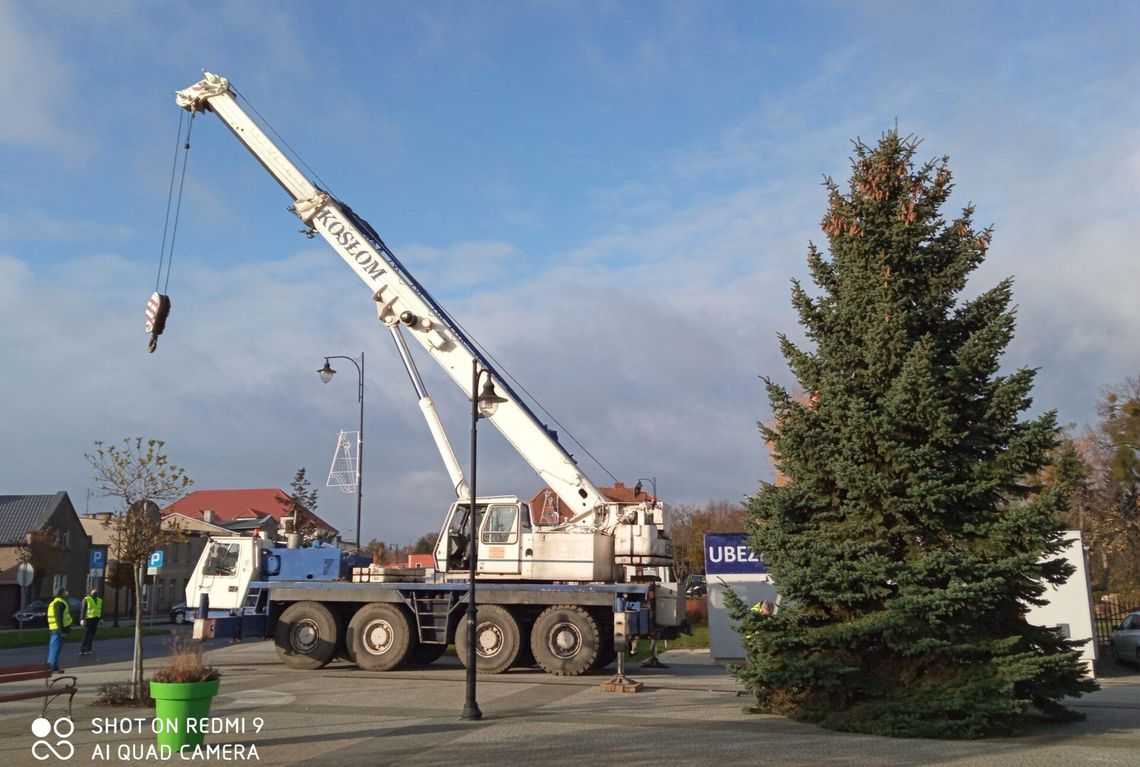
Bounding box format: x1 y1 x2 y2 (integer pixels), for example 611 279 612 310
31 716 74 761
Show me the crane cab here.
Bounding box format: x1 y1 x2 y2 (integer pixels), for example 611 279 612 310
435 496 620 582
435 496 528 578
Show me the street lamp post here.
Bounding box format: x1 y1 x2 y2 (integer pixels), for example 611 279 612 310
634 477 657 503
462 360 506 721
318 353 365 550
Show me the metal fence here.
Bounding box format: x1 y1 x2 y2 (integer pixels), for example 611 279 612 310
1093 600 1138 649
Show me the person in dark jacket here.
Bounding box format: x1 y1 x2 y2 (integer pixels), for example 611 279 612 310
46 588 73 673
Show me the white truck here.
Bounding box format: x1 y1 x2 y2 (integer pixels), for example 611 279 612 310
175 72 685 676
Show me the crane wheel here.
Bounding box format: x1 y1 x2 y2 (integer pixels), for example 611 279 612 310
455 605 521 675
275 602 342 670
347 603 413 671
531 605 600 676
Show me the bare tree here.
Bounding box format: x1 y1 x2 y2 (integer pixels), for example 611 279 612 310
670 500 748 582
14 529 68 597
87 438 192 700
1061 377 1140 598
364 538 386 564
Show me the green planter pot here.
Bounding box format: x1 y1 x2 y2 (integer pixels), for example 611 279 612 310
150 678 221 750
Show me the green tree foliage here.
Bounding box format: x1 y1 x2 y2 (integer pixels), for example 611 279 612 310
414 532 439 555
735 133 1096 738
87 437 191 701
277 468 328 543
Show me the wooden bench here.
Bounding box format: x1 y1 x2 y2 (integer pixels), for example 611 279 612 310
0 664 77 718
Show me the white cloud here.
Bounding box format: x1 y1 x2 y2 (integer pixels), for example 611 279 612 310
1 3 1137 546
401 240 523 291
0 5 89 155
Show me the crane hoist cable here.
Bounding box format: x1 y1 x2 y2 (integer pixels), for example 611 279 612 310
146 111 195 352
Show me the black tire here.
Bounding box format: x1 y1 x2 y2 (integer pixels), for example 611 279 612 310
347 603 413 671
409 642 448 666
592 639 617 671
173 611 186 625
455 605 521 675
275 602 342 670
590 611 616 671
531 605 600 676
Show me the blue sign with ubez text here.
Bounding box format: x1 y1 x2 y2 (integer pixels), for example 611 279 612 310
704 533 768 575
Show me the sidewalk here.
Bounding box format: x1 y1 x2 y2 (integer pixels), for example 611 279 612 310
1 638 1137 766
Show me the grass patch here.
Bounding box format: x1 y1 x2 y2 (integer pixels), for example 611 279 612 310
629 623 709 660
0 625 171 650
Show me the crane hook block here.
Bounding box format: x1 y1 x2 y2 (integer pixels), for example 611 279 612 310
145 291 172 353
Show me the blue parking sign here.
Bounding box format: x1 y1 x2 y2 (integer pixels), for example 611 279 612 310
90 549 106 569
148 550 164 569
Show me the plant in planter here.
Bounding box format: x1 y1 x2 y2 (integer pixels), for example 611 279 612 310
149 636 221 751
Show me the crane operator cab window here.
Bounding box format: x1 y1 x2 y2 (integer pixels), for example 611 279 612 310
480 504 519 544
445 504 483 570
206 542 240 577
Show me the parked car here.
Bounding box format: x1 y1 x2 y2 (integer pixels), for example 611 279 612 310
1111 611 1140 667
686 574 707 598
13 597 83 626
170 602 193 625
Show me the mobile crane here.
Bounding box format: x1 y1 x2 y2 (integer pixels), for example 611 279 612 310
175 72 684 676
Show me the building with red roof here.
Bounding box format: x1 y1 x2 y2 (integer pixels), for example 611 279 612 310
528 481 659 525
162 488 339 541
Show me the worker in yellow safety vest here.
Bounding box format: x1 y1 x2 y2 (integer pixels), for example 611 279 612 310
46 588 73 672
80 588 104 656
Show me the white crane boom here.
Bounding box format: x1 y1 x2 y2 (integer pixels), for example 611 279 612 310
176 72 611 521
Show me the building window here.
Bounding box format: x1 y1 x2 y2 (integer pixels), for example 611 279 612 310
52 573 68 593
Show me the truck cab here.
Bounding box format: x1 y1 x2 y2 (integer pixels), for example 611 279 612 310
186 537 265 613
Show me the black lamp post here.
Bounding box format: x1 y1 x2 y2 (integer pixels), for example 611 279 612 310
318 353 365 550
462 360 506 721
634 477 658 502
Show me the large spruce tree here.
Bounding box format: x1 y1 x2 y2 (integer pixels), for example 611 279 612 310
733 132 1096 738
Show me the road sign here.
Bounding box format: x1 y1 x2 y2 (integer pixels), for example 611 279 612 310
704 533 768 576
704 533 775 663
16 562 34 587
148 550 164 569
90 548 106 569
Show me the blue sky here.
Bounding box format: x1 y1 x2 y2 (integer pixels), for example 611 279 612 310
2 1 1137 545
